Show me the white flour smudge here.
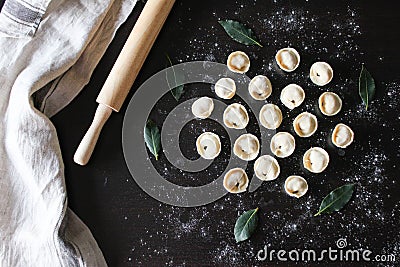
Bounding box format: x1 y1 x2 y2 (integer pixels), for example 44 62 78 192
135 1 400 266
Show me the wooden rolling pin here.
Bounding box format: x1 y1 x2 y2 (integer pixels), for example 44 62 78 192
74 0 176 165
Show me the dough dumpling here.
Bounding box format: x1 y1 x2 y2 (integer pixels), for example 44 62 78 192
223 103 249 129
293 112 318 137
227 51 250 74
270 132 295 158
223 168 249 193
215 78 236 99
192 97 214 119
196 132 221 160
310 62 333 86
303 147 329 173
254 155 280 181
248 75 272 100
332 123 354 148
259 104 282 130
285 176 308 198
319 92 342 116
280 84 305 109
233 134 260 161
275 48 300 72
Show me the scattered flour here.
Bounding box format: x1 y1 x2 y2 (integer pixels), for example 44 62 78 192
130 1 400 266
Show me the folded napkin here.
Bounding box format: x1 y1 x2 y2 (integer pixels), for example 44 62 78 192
0 0 137 265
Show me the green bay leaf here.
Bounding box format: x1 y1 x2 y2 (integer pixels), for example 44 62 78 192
359 65 376 110
166 54 185 101
234 208 259 243
218 20 263 47
144 120 161 160
314 184 355 216
170 83 184 101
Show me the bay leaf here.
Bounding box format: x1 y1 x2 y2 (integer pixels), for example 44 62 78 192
359 65 376 110
218 20 263 47
170 81 184 101
234 208 259 243
166 54 185 101
314 184 355 216
144 120 161 160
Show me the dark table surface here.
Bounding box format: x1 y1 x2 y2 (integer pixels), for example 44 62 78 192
52 0 400 266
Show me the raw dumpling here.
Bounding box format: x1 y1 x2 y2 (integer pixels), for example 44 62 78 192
196 132 221 160
192 97 214 119
227 51 250 74
270 132 295 158
310 62 333 86
254 155 280 181
248 75 272 100
259 104 282 130
214 77 236 99
332 123 354 148
285 176 308 198
303 147 329 173
293 112 318 137
275 48 300 72
223 168 249 193
233 134 260 161
223 103 249 129
280 84 305 109
318 92 342 116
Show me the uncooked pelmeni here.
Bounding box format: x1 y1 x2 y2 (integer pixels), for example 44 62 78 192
275 48 300 72
310 62 333 86
280 84 305 109
223 168 249 193
214 77 236 99
191 97 214 119
293 112 318 137
254 155 280 181
248 75 272 100
303 147 329 173
227 51 250 74
318 92 342 116
223 103 249 129
270 132 295 158
196 132 221 160
285 176 308 198
332 123 354 148
259 104 282 130
233 134 260 161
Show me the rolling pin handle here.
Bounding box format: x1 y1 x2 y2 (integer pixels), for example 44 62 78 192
73 104 113 165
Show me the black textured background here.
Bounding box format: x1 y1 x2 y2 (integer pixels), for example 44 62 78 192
52 0 400 266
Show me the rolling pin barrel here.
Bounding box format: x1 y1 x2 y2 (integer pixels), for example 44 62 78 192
74 0 175 165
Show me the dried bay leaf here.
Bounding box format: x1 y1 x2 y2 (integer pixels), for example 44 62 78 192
144 120 161 160
234 208 259 243
166 54 185 101
359 65 376 110
219 20 263 47
314 184 355 216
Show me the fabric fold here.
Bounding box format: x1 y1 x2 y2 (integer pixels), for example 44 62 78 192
0 0 137 266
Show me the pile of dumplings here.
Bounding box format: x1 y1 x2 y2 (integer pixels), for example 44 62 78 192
192 49 354 198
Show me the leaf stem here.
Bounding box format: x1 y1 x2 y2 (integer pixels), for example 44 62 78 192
244 207 259 225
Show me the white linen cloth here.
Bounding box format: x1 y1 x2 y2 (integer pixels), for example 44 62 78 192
0 0 137 265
